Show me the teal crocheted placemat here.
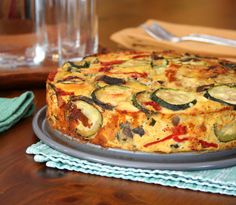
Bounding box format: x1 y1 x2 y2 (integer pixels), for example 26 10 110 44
26 141 236 196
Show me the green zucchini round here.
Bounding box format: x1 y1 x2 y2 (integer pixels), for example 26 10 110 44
91 85 132 110
132 91 157 114
63 61 90 72
204 85 236 107
70 100 103 138
214 122 236 142
151 88 197 111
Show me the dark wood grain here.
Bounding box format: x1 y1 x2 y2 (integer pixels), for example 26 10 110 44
0 61 56 90
0 47 105 90
0 0 236 204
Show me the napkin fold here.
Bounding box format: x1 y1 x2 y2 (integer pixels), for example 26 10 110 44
0 91 34 133
27 141 236 196
111 19 236 61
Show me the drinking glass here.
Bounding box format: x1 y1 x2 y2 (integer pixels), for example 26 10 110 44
0 0 98 68
57 0 98 65
0 0 47 68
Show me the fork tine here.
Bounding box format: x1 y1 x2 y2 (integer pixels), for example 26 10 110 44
142 22 236 46
150 23 175 39
141 24 165 40
148 23 171 40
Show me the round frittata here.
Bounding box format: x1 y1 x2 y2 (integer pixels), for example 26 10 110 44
46 50 236 153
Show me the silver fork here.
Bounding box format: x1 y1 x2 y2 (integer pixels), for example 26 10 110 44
141 23 236 48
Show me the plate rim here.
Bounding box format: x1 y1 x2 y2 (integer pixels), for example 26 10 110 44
32 106 236 171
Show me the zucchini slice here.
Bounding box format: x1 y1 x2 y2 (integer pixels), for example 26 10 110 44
69 100 103 138
151 88 197 111
214 121 236 142
98 75 125 85
132 91 158 114
63 61 90 72
57 76 84 84
91 85 132 110
70 95 94 105
204 85 236 107
220 61 236 70
171 55 208 66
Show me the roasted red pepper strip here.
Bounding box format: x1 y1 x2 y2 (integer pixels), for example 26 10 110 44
144 135 174 147
70 106 92 128
165 65 179 82
144 101 161 111
129 72 148 78
165 69 177 82
199 140 218 148
172 135 189 142
99 66 113 72
144 123 218 149
172 124 187 135
132 54 149 59
100 60 124 66
144 125 187 147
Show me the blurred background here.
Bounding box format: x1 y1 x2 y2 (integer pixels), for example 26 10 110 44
98 0 236 49
0 0 236 88
1 0 236 49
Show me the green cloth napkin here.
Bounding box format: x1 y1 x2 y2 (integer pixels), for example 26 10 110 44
0 91 34 133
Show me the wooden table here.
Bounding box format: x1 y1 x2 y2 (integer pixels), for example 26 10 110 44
1 0 236 204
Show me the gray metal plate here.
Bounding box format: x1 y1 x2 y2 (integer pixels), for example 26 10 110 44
32 106 236 171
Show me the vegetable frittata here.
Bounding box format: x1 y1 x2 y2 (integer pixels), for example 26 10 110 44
46 50 236 153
